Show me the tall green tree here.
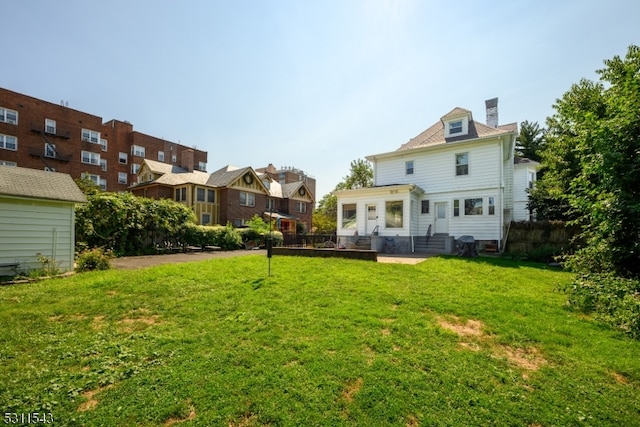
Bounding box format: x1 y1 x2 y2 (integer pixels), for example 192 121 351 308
515 120 545 162
312 159 373 233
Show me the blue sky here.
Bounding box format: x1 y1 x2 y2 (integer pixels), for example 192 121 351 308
3 1 638 201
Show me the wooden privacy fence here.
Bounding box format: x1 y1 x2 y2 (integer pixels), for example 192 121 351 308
505 220 577 254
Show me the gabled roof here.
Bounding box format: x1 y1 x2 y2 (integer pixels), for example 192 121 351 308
395 106 516 152
206 165 253 187
0 166 86 203
144 159 192 175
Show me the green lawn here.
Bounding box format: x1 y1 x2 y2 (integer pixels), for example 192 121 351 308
1 256 639 426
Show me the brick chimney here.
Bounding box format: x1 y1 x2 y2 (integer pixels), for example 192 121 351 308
485 98 498 128
181 149 194 172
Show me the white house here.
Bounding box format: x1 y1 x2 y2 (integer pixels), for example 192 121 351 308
335 99 527 253
0 166 86 275
513 157 540 221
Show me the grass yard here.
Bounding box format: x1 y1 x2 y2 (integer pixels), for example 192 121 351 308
1 255 639 426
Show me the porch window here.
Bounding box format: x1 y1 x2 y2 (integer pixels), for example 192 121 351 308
454 199 460 217
488 197 495 215
421 200 430 214
464 198 483 215
385 201 403 228
342 204 357 229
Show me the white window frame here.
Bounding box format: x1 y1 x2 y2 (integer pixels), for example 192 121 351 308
44 166 55 172
196 187 205 202
100 158 107 172
158 151 165 162
100 138 108 152
81 172 100 185
297 202 307 213
118 172 128 184
45 143 56 158
99 178 107 191
201 213 211 225
207 189 215 203
449 120 463 135
172 154 177 163
0 107 18 124
0 160 17 166
385 200 404 228
82 128 100 144
132 145 145 157
405 160 414 175
456 152 469 176
239 191 255 207
464 198 483 216
175 187 187 202
119 152 128 164
198 161 206 171
342 203 357 229
45 119 56 134
81 151 100 165
131 163 140 174
0 134 17 150
488 196 495 215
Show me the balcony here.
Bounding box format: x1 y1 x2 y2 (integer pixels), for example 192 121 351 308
30 123 71 139
29 146 72 162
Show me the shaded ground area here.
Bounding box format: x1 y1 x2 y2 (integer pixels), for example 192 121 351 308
111 250 431 269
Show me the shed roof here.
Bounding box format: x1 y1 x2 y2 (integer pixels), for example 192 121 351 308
0 166 87 203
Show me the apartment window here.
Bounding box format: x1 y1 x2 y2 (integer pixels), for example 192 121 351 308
0 134 17 150
421 200 430 214
385 201 403 228
81 129 100 143
44 166 55 172
99 178 107 191
81 150 100 165
464 198 483 215
456 153 469 176
405 160 414 175
175 187 187 202
118 172 128 184
131 163 140 174
100 159 107 172
158 151 165 162
100 139 108 152
488 197 495 215
172 154 177 163
297 202 307 213
196 188 205 202
0 160 17 166
119 152 128 164
132 145 145 157
342 204 356 229
207 189 215 203
454 199 460 217
45 119 56 134
449 120 463 135
198 161 206 171
201 213 211 225
0 107 18 124
81 173 100 185
239 191 255 207
45 143 56 158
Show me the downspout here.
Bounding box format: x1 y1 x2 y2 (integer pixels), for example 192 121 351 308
499 137 504 251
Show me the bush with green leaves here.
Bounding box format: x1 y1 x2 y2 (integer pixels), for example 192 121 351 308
183 223 243 250
75 248 112 272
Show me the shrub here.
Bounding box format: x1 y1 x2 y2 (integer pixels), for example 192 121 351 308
564 273 640 338
76 248 112 272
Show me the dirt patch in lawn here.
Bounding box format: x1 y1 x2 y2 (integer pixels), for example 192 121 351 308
77 385 113 412
164 404 196 426
342 377 364 403
437 315 547 371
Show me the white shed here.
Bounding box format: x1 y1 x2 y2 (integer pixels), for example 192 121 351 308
0 166 86 275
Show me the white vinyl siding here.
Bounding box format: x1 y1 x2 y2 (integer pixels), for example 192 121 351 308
0 197 76 274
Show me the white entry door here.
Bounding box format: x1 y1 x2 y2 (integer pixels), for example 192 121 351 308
434 202 448 234
366 204 377 234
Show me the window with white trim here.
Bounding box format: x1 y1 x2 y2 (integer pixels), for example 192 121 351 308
81 129 100 143
44 166 55 172
158 151 165 162
207 189 215 203
81 151 100 165
45 143 56 158
131 163 140 174
385 201 403 228
239 191 255 207
201 213 211 225
421 200 430 214
132 145 145 157
296 202 307 213
488 197 495 215
100 159 107 172
464 198 483 215
175 187 187 202
198 161 206 171
118 172 128 184
454 199 460 217
99 178 107 191
119 152 128 164
0 134 17 150
81 172 100 185
455 153 469 176
172 154 177 163
196 187 205 202
0 107 18 124
266 198 275 211
0 160 17 166
100 139 108 152
45 119 56 134
405 160 414 175
449 120 463 135
342 204 356 229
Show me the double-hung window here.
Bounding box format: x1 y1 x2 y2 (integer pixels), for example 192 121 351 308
449 120 463 135
297 202 307 213
132 145 145 157
196 188 205 202
45 143 56 158
0 134 17 150
82 129 100 143
239 192 255 207
456 153 469 176
45 119 56 134
405 160 414 175
81 150 100 165
0 107 18 124
119 152 128 164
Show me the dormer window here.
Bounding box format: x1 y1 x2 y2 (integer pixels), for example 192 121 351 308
449 120 463 135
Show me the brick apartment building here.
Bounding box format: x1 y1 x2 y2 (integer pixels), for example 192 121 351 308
0 87 207 192
256 163 316 200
